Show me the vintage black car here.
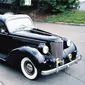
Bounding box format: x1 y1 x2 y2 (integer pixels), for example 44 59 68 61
0 13 81 80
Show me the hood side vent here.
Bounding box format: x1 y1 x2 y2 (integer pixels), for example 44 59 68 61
30 28 52 36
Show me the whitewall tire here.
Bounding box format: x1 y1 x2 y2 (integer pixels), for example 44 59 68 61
21 57 38 80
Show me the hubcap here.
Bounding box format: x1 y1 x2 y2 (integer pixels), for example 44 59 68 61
21 57 38 79
24 61 34 75
26 63 33 73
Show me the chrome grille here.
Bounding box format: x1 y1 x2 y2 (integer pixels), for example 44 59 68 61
50 39 63 59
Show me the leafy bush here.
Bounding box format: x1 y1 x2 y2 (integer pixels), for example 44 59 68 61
20 0 25 6
39 0 80 13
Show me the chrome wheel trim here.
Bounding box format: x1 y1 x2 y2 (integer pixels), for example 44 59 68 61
21 57 38 80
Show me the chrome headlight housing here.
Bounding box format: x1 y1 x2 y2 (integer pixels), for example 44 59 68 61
67 40 71 46
38 43 49 54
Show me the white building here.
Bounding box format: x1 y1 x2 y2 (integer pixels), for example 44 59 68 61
80 0 85 2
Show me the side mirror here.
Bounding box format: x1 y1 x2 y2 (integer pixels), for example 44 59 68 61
1 29 8 35
1 29 5 33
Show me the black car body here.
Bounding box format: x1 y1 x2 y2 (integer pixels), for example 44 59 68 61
0 13 81 80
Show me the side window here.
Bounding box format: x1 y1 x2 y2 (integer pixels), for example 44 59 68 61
0 21 7 34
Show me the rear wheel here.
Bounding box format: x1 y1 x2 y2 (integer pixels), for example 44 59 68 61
21 57 38 80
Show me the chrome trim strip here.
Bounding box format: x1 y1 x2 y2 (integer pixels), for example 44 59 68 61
41 54 82 76
0 58 6 61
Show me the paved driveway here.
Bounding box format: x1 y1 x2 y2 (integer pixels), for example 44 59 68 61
0 22 85 85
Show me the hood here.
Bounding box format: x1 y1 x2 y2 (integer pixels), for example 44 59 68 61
12 28 58 41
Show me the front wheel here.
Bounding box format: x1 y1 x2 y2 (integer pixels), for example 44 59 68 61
21 57 38 80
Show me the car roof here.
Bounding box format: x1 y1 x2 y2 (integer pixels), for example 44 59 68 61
0 12 31 22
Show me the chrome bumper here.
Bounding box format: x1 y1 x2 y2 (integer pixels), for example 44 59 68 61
41 54 82 76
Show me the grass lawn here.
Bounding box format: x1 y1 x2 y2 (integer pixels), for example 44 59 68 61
44 10 85 24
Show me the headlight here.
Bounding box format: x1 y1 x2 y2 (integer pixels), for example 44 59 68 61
43 45 49 54
67 40 71 46
38 43 49 54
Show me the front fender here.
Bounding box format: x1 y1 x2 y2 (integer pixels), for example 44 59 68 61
7 46 45 66
18 46 45 63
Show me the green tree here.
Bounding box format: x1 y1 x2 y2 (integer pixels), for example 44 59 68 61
20 0 25 6
39 0 80 13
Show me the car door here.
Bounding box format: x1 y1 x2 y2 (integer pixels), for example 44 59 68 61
0 20 12 54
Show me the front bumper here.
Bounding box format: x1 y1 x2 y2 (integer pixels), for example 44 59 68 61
41 54 82 76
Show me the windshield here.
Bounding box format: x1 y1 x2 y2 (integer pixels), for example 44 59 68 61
6 17 35 33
